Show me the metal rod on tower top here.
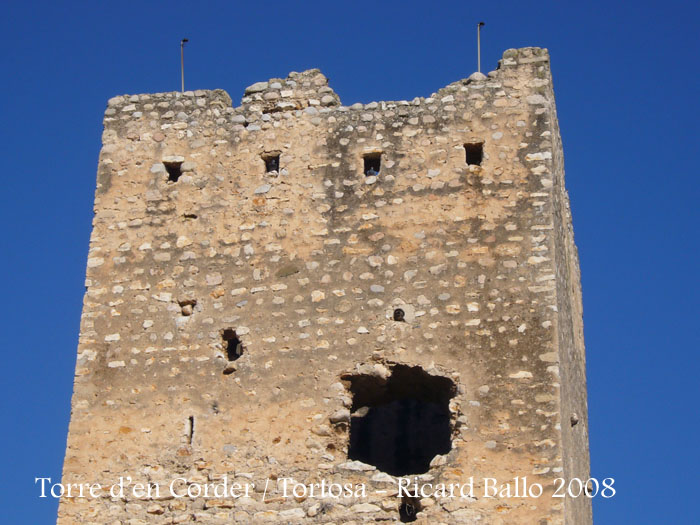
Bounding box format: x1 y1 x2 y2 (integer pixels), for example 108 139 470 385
180 38 189 92
477 22 485 73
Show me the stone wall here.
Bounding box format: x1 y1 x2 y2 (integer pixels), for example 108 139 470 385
59 47 591 524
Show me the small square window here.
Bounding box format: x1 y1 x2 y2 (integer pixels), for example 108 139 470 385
363 153 381 176
464 143 483 166
263 154 280 173
164 161 183 182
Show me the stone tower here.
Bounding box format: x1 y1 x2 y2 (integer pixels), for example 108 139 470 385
59 47 591 524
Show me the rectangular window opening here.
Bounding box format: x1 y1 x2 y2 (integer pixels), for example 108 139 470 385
363 153 382 176
187 416 194 444
263 154 280 173
164 161 183 182
464 143 483 166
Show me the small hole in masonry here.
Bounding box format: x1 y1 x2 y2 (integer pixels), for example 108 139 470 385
399 495 421 522
263 154 280 173
222 328 243 361
164 161 183 182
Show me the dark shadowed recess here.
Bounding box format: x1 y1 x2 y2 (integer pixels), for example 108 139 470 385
343 364 456 476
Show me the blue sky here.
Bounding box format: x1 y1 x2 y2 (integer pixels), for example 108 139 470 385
1 1 698 522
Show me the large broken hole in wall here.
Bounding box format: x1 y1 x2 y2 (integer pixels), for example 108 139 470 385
342 364 456 476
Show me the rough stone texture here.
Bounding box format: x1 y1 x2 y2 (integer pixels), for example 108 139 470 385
59 47 591 524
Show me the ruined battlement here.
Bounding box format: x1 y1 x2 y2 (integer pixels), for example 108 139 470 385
60 46 590 524
101 47 551 140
